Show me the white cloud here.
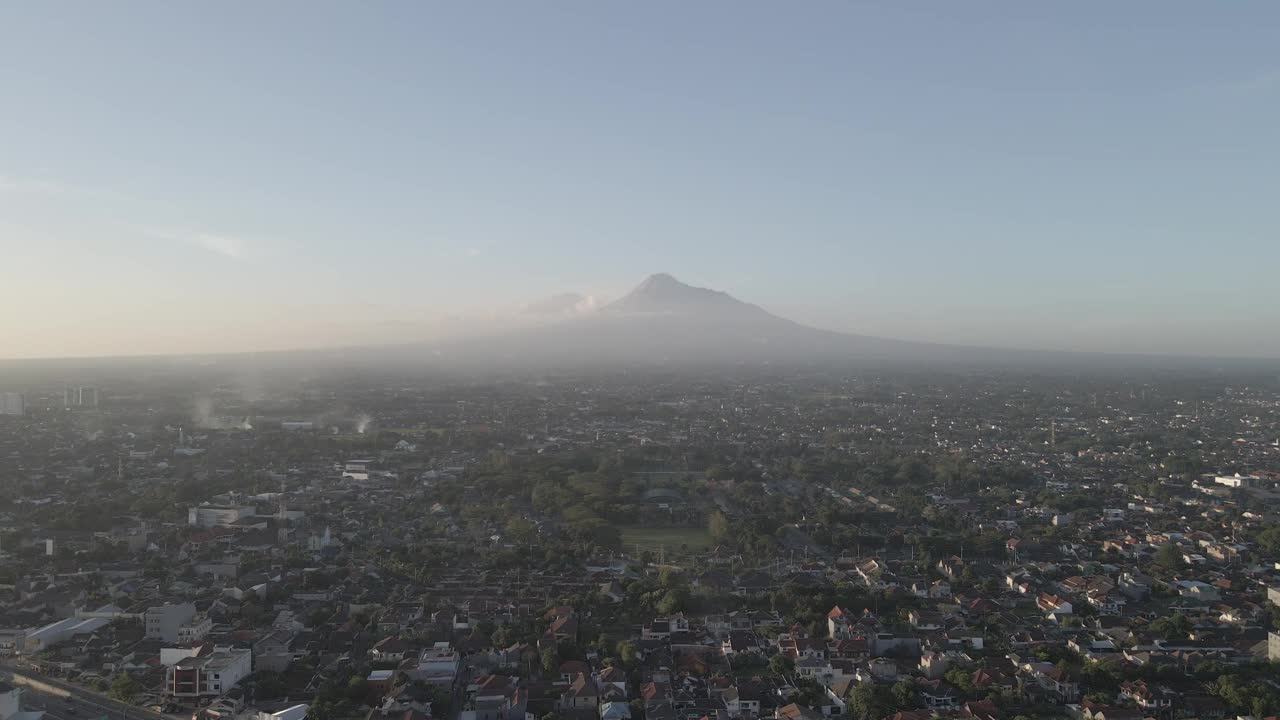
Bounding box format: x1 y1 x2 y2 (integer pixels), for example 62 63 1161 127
191 232 248 259
0 175 64 194
142 227 252 260
0 171 259 262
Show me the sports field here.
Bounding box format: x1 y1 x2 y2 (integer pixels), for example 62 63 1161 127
620 526 714 552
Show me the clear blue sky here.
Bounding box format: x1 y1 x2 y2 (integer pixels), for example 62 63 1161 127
3 2 1279 358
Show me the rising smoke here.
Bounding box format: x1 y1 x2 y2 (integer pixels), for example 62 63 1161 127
192 395 253 430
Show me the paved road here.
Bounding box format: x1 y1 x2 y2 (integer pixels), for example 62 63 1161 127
0 667 181 720
448 668 469 720
14 684 135 720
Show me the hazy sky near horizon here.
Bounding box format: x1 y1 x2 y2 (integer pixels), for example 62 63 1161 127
3 2 1280 359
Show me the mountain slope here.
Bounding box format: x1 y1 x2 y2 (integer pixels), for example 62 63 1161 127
427 273 935 367
604 272 771 317
64 273 1270 373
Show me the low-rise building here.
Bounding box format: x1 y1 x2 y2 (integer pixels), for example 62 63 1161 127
167 647 253 699
146 603 211 644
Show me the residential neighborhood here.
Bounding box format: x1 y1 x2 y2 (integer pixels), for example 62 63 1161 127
2 368 1280 720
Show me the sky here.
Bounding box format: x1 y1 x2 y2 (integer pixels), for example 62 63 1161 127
2 2 1279 359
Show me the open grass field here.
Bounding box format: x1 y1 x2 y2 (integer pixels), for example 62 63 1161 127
620 526 714 552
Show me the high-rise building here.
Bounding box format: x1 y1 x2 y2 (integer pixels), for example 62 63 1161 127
0 392 23 416
64 386 99 409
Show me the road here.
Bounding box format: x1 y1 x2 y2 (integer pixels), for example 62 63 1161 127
13 684 135 720
0 666 182 720
448 667 469 720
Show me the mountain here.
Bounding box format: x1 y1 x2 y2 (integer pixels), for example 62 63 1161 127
239 273 1259 372
424 273 939 368
22 272 1267 373
604 272 772 318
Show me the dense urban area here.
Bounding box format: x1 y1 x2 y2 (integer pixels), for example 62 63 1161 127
3 364 1280 720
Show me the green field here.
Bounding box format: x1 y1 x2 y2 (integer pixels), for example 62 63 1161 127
620 526 714 552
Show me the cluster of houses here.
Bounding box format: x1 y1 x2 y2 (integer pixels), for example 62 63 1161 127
4 375 1280 720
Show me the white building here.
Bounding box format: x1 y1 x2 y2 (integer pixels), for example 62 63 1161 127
188 505 256 527
63 387 99 409
21 606 119 653
1214 474 1259 488
0 393 24 416
178 616 214 645
1172 580 1220 602
412 643 461 687
160 647 202 667
258 705 308 720
166 647 252 699
146 603 210 644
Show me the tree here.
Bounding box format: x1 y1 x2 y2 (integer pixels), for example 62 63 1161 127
505 517 536 544
768 654 794 677
541 645 559 674
310 699 337 720
850 682 884 720
658 567 682 589
109 674 139 704
709 511 731 543
890 679 918 710
656 589 685 615
1257 523 1280 557
1154 542 1183 570
792 679 826 707
255 672 286 699
309 607 333 627
616 640 638 667
1150 613 1192 640
944 668 975 695
346 675 370 704
492 624 515 648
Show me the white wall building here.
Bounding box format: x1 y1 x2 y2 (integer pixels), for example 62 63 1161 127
412 643 461 687
160 647 202 667
0 393 24 416
188 505 256 527
1214 474 1259 488
63 387 99 408
178 615 213 645
167 647 252 699
21 606 119 653
146 603 208 643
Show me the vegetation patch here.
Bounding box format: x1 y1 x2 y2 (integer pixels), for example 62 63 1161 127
619 525 714 552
